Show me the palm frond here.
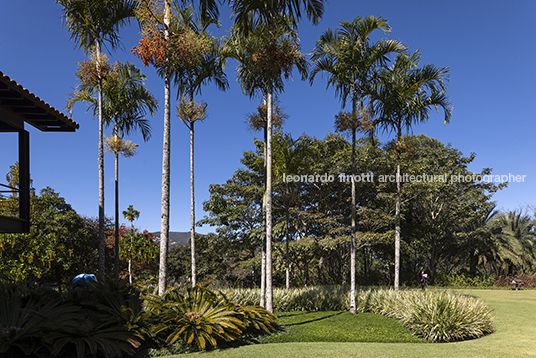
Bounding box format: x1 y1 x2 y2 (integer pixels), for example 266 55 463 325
57 0 137 53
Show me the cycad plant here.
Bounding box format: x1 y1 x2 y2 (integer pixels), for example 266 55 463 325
148 285 277 349
0 282 78 358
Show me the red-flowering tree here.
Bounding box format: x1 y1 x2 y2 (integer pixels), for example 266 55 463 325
105 225 158 283
132 1 216 295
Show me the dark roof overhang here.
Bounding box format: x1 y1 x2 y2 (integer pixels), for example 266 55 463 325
0 71 79 132
0 71 78 233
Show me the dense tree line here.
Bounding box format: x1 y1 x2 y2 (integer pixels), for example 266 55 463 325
0 185 158 287
195 132 534 288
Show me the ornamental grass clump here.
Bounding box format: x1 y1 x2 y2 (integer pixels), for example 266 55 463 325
227 286 349 312
226 288 260 307
403 291 494 342
356 289 494 342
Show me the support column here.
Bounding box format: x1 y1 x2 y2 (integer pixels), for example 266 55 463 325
19 129 30 233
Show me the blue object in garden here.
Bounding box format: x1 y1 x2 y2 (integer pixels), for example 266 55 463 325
72 273 97 291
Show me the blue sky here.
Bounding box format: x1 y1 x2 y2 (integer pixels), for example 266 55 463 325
1 0 535 234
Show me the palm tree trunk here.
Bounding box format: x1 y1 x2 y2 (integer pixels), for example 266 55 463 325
285 196 290 290
259 96 268 307
128 258 132 284
190 122 196 287
114 149 120 282
129 224 133 284
265 84 273 313
158 0 171 296
97 39 105 281
260 189 266 308
469 251 478 276
394 128 402 291
350 126 356 313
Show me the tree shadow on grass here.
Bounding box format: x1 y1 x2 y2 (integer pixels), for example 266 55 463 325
279 311 344 326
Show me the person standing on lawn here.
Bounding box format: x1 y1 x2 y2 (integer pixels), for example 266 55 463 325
419 270 428 290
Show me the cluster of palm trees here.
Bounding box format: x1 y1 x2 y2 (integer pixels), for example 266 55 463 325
57 0 452 313
468 208 536 276
58 0 155 283
309 17 451 301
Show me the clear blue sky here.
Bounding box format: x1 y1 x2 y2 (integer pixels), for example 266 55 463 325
1 0 535 234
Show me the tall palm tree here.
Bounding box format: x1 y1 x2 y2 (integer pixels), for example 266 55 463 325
69 62 157 281
133 0 221 295
104 63 156 282
246 101 287 306
58 0 137 280
177 98 207 287
309 15 405 313
122 204 140 283
106 136 138 278
224 18 310 312
370 51 452 290
174 7 228 287
272 132 314 289
332 108 371 312
228 0 324 312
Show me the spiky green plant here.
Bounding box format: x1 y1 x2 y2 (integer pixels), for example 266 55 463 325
152 286 241 349
50 279 143 358
231 303 278 335
227 286 350 312
147 285 277 350
355 289 494 342
226 286 493 343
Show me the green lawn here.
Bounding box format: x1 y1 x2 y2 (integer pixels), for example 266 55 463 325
261 311 422 344
165 289 536 358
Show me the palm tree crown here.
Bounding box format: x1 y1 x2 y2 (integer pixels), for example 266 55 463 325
230 0 324 34
310 16 407 109
57 0 136 53
371 51 452 135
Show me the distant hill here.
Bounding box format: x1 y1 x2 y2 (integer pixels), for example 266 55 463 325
151 231 190 248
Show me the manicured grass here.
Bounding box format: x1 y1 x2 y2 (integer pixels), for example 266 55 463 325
163 289 536 358
262 311 423 344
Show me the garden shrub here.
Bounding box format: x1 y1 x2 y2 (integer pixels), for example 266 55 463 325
495 274 536 288
1 280 277 356
0 279 140 358
356 289 494 342
227 286 494 343
147 285 278 350
227 285 350 312
435 273 496 288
